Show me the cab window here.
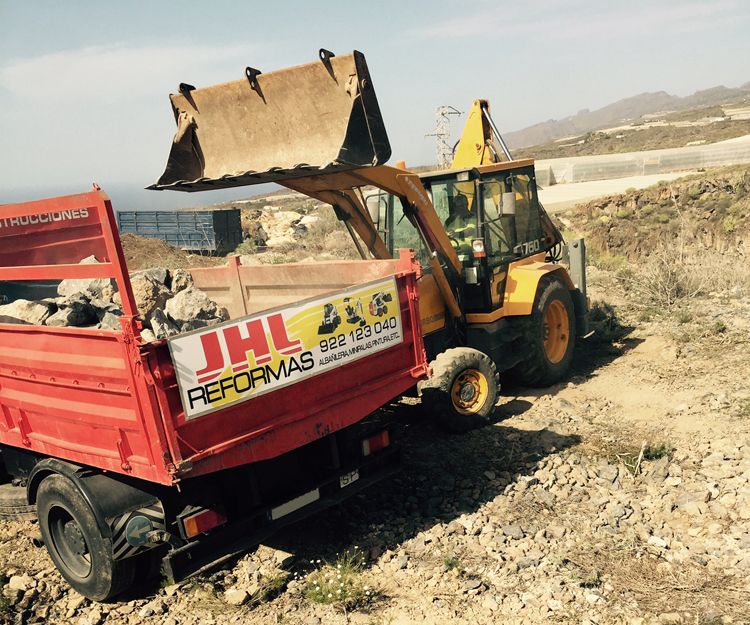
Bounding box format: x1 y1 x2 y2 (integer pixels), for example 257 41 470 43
392 198 427 263
480 172 542 264
428 179 477 264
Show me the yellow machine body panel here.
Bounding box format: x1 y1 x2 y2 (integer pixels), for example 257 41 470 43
465 254 574 324
415 273 447 335
451 99 497 169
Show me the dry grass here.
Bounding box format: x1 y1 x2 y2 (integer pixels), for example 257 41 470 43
617 247 750 309
568 544 749 619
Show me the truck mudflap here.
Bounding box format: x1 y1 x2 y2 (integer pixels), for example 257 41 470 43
151 50 391 193
161 446 400 582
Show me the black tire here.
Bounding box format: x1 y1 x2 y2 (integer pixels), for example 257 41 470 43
510 276 576 387
36 474 136 601
421 347 499 433
0 482 36 520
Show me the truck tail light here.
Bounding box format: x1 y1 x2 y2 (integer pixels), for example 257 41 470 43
472 239 486 258
362 430 390 457
180 507 227 539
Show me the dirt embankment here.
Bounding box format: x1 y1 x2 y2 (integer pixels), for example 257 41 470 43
119 234 224 271
563 166 750 259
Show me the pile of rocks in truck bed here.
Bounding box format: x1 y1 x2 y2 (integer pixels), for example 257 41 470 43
0 256 227 341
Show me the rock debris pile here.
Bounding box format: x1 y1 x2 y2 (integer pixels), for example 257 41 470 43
0 256 227 340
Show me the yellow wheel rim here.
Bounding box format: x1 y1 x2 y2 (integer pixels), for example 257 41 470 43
543 300 570 364
450 368 489 415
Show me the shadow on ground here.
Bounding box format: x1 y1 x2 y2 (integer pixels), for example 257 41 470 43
500 307 643 402
256 408 580 570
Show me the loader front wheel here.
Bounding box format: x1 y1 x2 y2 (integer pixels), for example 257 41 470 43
421 348 499 432
511 276 575 387
37 475 135 601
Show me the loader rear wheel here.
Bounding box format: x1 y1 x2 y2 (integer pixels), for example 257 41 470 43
37 475 135 601
422 348 499 432
511 276 575 387
0 482 36 520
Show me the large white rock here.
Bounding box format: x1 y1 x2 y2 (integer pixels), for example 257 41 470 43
127 275 172 320
57 255 116 299
165 287 227 325
0 299 52 325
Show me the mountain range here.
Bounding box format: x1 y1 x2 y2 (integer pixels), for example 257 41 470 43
505 83 750 149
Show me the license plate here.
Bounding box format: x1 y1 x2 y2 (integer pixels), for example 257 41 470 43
269 489 320 521
339 470 359 488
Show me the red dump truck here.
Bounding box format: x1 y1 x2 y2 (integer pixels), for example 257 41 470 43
0 188 427 600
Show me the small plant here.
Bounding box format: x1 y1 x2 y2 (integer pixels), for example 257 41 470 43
587 248 629 272
257 571 290 602
642 442 672 461
675 310 693 324
443 555 463 573
233 240 257 255
303 548 374 609
712 320 727 334
736 399 750 417
613 441 672 475
655 212 671 224
579 569 602 589
588 300 627 342
723 215 738 233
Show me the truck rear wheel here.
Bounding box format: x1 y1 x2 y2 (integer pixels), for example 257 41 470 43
37 475 136 601
422 348 499 432
511 276 575 387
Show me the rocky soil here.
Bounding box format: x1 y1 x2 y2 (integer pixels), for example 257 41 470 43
2 260 749 625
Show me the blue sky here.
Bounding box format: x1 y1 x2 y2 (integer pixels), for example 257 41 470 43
1 0 749 209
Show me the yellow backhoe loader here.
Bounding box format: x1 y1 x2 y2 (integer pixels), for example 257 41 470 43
150 49 588 431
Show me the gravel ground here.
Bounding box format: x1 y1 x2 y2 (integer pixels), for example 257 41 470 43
2 271 749 625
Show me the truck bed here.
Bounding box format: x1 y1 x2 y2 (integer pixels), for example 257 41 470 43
0 190 427 486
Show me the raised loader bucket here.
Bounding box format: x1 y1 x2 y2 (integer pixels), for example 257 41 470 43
150 50 390 192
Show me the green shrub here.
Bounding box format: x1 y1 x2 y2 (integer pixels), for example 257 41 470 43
723 215 738 233
588 300 627 341
232 240 257 255
656 212 671 224
444 555 463 573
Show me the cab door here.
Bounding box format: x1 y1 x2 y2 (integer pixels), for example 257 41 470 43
477 167 547 313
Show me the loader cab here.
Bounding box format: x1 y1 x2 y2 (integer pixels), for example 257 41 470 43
366 160 560 314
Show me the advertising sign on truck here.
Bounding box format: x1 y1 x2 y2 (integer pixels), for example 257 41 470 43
169 276 404 419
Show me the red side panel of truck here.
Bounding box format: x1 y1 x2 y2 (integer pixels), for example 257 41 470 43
0 190 427 485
